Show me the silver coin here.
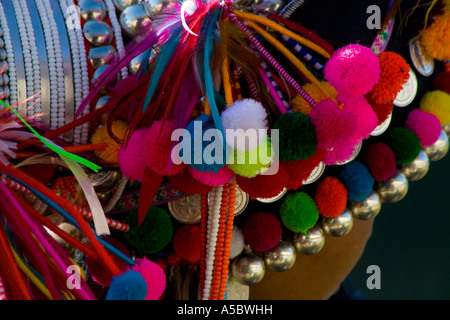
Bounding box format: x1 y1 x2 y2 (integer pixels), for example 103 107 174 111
371 112 392 136
256 187 287 203
234 185 249 216
168 194 202 224
409 39 434 77
394 69 418 107
302 162 325 185
336 142 362 165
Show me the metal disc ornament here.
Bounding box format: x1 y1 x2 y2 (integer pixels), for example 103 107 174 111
409 39 434 77
400 150 430 181
263 241 296 272
321 209 353 237
231 252 266 286
376 171 409 203
371 112 392 136
168 194 201 224
423 130 449 162
234 185 249 216
256 187 287 203
293 226 325 255
336 142 362 165
302 161 325 185
348 190 382 220
393 69 418 107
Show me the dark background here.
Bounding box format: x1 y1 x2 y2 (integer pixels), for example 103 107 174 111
288 0 450 299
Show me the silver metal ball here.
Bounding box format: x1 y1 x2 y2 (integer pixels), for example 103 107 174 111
231 252 265 286
83 20 114 46
443 124 450 136
321 209 353 237
400 150 430 181
348 190 382 220
263 241 296 272
88 45 118 69
112 0 143 11
423 130 449 162
258 0 283 14
376 171 409 203
79 0 107 20
119 4 152 37
128 49 156 75
293 226 325 255
144 0 178 17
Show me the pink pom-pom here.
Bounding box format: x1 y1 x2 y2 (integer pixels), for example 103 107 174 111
364 142 397 181
310 98 358 150
188 165 234 186
143 120 185 176
405 109 442 147
340 94 378 142
325 44 380 97
127 257 166 300
323 144 358 165
118 128 148 181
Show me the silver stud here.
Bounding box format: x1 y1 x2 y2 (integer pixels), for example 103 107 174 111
231 251 266 286
79 0 107 20
119 4 152 37
144 0 177 17
400 150 430 181
376 171 409 203
112 0 143 11
423 130 449 162
321 209 353 237
83 20 114 46
88 45 118 69
348 190 382 220
293 226 325 255
263 241 296 272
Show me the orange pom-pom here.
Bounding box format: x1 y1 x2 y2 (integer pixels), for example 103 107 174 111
367 52 410 105
421 13 450 60
315 177 348 218
91 120 128 163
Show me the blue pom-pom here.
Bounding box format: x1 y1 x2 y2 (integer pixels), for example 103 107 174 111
106 270 147 300
183 114 226 173
337 161 374 202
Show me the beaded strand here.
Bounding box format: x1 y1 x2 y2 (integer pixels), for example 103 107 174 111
199 192 208 299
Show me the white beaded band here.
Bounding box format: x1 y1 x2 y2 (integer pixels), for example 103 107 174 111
0 2 16 108
3 0 25 113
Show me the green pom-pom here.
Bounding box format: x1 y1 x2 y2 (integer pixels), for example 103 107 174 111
273 112 317 161
124 206 173 255
279 192 319 233
227 137 273 178
386 127 421 164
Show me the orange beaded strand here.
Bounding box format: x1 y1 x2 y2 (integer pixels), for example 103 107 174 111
199 192 209 300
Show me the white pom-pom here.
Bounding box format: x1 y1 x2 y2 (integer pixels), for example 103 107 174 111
229 226 245 259
221 99 269 151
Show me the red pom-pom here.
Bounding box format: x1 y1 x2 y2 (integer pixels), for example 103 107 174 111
282 148 326 190
434 71 450 94
367 51 410 105
368 100 394 125
242 212 282 252
364 142 397 181
315 177 348 218
167 253 182 267
86 238 129 287
236 163 289 199
168 169 213 194
173 225 201 264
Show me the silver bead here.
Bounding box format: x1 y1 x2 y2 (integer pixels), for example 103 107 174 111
423 130 449 162
144 0 177 17
88 45 118 69
321 209 353 237
83 20 114 46
293 226 325 255
0 60 8 75
79 0 107 20
376 171 408 203
0 48 6 60
348 190 381 220
257 0 283 14
95 95 111 109
128 49 156 75
113 0 143 11
400 150 430 181
443 124 450 136
119 4 152 37
3 74 9 86
263 241 296 272
231 252 265 286
0 38 4 48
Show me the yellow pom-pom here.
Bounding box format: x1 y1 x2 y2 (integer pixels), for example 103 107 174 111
227 137 273 178
291 81 338 115
91 120 128 163
421 13 450 60
419 90 450 126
